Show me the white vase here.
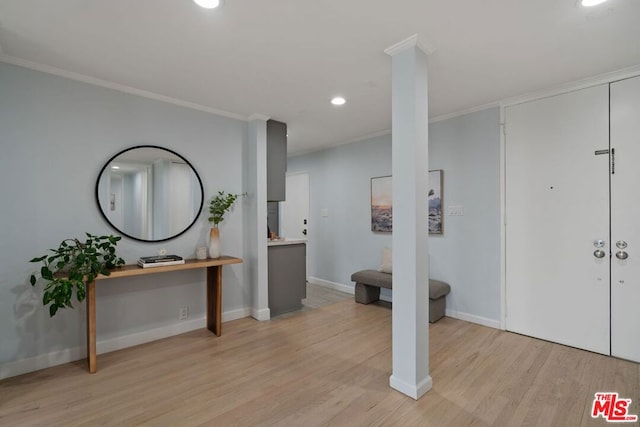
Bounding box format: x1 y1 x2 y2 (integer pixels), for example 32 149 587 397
209 227 221 259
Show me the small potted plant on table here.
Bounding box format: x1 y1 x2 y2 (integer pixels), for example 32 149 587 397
207 191 243 258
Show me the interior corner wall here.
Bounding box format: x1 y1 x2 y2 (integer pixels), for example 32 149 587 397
287 107 501 325
0 62 248 377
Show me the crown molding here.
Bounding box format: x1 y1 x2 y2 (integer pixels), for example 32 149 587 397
429 102 500 123
0 54 249 122
248 114 271 122
384 34 435 56
501 63 640 108
288 129 392 158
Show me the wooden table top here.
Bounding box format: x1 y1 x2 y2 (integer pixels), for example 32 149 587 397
95 256 243 280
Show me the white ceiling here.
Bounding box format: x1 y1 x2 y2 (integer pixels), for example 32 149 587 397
1 0 639 155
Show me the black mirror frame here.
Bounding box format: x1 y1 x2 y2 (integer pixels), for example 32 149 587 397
95 145 205 243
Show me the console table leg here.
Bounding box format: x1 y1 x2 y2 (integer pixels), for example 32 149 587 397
207 266 223 336
86 280 97 373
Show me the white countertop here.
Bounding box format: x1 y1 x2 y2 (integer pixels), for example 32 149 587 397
267 238 307 247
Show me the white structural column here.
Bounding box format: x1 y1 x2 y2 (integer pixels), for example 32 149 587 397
385 35 432 400
245 115 270 321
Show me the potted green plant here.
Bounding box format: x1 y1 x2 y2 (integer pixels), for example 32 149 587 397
29 233 125 316
207 191 243 258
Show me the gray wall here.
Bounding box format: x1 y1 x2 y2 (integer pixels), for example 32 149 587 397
288 107 501 324
0 63 247 371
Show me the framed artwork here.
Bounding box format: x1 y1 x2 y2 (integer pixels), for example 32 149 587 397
428 169 443 234
370 170 443 234
371 176 393 232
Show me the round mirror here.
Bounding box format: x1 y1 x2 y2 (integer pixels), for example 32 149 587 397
96 145 204 242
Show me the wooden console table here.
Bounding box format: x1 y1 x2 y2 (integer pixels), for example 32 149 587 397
86 256 242 373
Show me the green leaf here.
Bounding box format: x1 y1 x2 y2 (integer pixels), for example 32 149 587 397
28 233 124 316
41 266 53 280
77 285 86 302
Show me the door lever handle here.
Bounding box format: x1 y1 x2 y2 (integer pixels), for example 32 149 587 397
616 251 629 260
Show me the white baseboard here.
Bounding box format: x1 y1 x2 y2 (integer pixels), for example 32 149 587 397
389 374 433 400
97 317 205 355
379 294 392 303
309 277 393 302
223 307 252 323
307 277 498 330
0 346 85 380
308 276 354 294
251 307 271 321
445 309 500 329
0 307 251 380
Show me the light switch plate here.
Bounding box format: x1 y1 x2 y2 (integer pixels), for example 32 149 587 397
448 206 464 216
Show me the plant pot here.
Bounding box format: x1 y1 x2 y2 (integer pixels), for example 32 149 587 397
209 227 221 259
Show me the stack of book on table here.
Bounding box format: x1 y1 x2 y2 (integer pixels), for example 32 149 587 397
137 255 185 268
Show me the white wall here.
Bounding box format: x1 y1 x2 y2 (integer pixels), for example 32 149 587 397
287 107 501 326
0 63 248 376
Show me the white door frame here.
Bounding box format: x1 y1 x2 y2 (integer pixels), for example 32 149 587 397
280 171 310 278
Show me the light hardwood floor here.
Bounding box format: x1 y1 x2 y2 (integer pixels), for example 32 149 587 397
1 285 638 426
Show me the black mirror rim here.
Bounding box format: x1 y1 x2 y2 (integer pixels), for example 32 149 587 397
95 145 204 243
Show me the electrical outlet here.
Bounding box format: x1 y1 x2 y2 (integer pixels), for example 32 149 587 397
179 306 189 320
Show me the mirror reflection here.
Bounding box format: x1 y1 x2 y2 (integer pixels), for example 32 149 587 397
96 145 204 242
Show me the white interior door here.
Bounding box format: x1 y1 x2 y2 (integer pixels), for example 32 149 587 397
280 172 309 280
610 76 640 363
505 85 610 355
280 172 309 240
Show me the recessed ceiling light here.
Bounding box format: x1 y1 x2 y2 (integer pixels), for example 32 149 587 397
331 96 346 106
581 0 609 6
193 0 221 9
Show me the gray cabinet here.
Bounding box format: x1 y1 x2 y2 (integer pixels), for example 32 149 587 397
267 119 287 202
268 243 306 316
